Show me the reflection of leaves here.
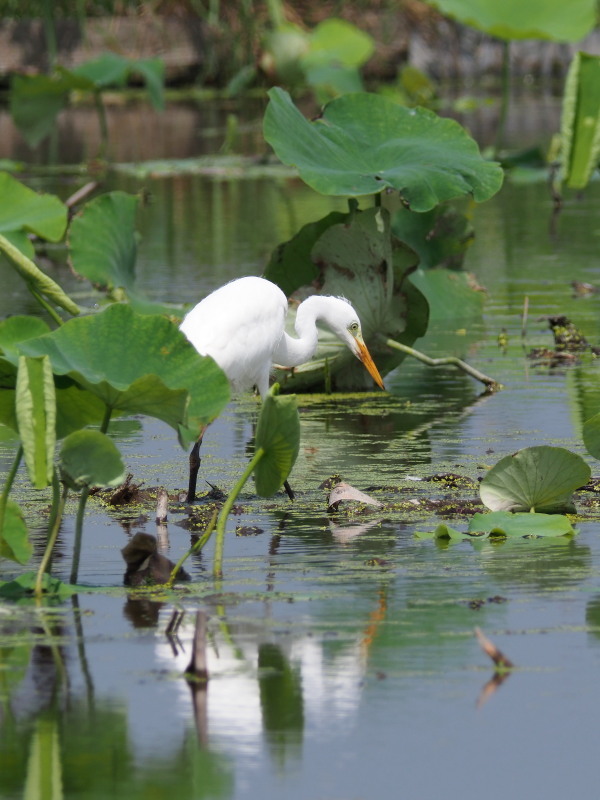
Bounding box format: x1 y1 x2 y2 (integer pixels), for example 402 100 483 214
479 446 591 513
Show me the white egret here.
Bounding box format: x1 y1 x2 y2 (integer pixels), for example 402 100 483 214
180 276 385 501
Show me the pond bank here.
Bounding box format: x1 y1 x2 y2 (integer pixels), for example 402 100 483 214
2 5 600 88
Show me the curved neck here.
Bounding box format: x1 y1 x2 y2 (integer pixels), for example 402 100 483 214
273 296 332 367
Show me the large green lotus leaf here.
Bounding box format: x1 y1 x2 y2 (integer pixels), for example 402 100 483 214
18 304 230 444
264 210 347 296
263 88 503 210
254 385 300 496
479 446 591 513
391 204 473 271
0 172 68 242
53 378 107 439
59 429 125 490
583 411 600 460
0 315 50 358
426 0 596 41
560 52 600 190
276 206 427 391
0 500 32 565
0 234 80 317
16 356 56 489
69 191 138 291
469 510 575 538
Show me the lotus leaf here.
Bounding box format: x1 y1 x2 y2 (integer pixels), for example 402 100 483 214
263 88 503 210
69 192 138 292
479 445 590 513
0 172 68 248
59 430 125 490
560 52 600 190
16 356 56 489
18 304 230 445
254 385 300 496
0 500 31 564
426 0 596 41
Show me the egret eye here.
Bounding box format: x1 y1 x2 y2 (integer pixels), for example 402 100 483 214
348 322 360 335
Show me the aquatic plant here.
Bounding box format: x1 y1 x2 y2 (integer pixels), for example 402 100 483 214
263 87 503 390
10 53 165 156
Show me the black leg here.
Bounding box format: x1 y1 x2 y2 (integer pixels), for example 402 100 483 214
283 479 295 501
186 435 203 503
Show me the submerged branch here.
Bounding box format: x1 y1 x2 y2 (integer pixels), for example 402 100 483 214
380 336 502 391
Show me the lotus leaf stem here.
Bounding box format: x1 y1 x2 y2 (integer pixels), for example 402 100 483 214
35 480 68 598
381 336 502 391
214 447 265 578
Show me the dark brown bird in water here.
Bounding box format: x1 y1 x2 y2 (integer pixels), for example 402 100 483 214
121 532 190 586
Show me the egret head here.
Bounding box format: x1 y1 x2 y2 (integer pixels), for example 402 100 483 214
325 297 385 390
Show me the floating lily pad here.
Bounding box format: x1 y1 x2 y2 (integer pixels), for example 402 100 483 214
469 510 575 537
479 445 591 513
263 87 503 210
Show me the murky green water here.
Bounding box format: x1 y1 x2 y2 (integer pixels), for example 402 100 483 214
3 98 600 800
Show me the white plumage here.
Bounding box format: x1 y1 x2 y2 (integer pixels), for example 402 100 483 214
180 276 384 395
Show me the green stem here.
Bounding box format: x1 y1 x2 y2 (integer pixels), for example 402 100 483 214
29 287 64 326
69 406 113 586
70 487 89 586
45 470 62 548
381 336 502 391
166 509 218 588
42 0 58 69
0 446 23 545
214 447 265 578
94 91 109 160
495 40 511 154
35 481 68 598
